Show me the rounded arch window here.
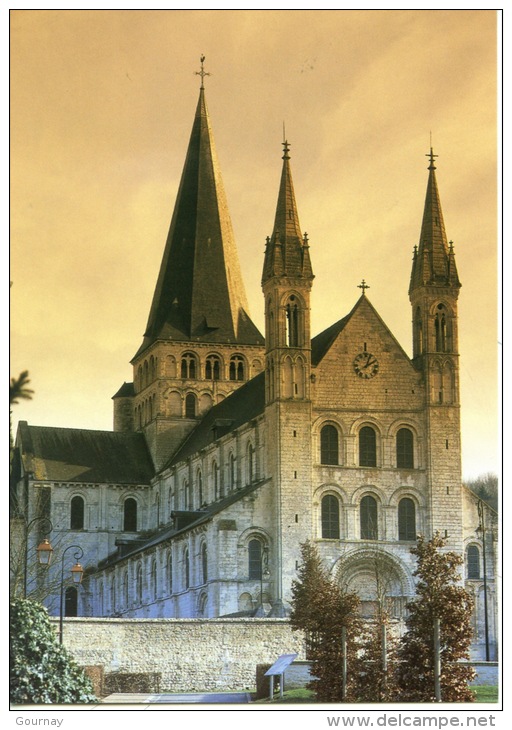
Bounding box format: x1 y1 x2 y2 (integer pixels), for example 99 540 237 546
205 354 221 380
185 393 197 418
229 355 245 381
398 497 416 541
201 543 208 584
181 352 197 379
184 547 190 589
64 586 78 617
467 544 480 579
248 538 265 580
123 497 138 532
359 426 377 467
320 424 339 465
70 495 85 530
396 428 414 468
360 494 378 540
321 494 340 539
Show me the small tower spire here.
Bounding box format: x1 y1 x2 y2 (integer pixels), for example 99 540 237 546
409 147 460 294
262 140 313 284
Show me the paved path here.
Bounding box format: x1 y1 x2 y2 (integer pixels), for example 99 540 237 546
101 692 252 704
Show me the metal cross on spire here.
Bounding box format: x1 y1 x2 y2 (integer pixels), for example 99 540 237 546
195 55 210 89
358 279 370 296
426 146 438 170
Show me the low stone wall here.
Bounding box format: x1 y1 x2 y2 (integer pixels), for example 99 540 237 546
52 617 306 693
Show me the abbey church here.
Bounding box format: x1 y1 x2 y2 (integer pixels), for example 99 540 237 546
11 68 497 660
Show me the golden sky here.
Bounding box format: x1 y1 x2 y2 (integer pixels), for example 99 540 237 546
9 10 499 480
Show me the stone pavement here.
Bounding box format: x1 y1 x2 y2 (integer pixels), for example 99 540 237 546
100 692 252 705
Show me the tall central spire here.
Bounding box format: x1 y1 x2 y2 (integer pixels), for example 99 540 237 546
136 63 262 357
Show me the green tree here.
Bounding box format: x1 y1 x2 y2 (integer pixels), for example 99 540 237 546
354 610 400 703
10 597 96 705
290 541 362 702
463 473 498 512
396 533 475 702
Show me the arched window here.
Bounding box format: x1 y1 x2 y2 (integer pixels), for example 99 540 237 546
320 425 339 465
181 352 197 379
229 453 236 490
123 570 129 606
229 355 245 381
110 576 116 613
167 551 173 594
360 495 378 540
467 545 480 579
197 470 203 506
151 558 157 600
184 479 191 510
286 296 299 347
201 543 208 584
248 443 255 484
398 497 416 541
185 393 197 418
321 495 340 539
396 428 414 468
198 592 208 617
184 547 190 589
136 563 143 605
124 498 137 532
212 461 219 500
414 307 423 356
70 495 84 530
359 426 377 467
205 355 221 380
64 586 78 617
248 539 263 580
435 304 448 352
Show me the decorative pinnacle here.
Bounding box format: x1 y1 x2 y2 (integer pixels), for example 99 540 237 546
358 279 370 296
426 146 438 170
282 140 290 160
195 55 210 89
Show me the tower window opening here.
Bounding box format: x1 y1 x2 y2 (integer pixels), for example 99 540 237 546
206 355 221 380
286 298 299 347
320 424 339 465
181 352 197 379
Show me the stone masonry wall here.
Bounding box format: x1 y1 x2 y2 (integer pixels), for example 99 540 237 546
52 617 305 692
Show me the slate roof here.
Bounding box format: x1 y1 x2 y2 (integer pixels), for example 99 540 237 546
98 477 270 568
16 422 155 484
167 371 266 468
134 87 263 358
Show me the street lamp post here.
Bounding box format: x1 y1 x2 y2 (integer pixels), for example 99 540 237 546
23 517 54 597
477 501 491 661
59 545 84 644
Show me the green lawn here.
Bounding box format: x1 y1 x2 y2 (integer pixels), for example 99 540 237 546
255 686 499 704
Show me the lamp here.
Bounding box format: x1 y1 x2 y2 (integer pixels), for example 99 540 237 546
23 517 53 597
59 545 84 644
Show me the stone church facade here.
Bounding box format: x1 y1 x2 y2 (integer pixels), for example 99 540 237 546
11 72 498 660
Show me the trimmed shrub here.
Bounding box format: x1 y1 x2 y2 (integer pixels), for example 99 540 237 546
10 597 96 704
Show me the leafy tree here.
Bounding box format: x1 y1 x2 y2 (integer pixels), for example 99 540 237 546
10 597 96 705
396 533 475 702
354 611 400 703
290 541 362 702
463 473 498 512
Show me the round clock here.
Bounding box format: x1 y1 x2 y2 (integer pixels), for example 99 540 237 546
354 351 379 379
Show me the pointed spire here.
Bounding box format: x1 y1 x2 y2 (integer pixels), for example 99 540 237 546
409 148 460 294
262 141 313 283
135 70 262 357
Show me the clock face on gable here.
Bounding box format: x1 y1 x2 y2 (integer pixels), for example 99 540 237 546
353 351 379 379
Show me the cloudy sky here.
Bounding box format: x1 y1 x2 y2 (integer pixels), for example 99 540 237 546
10 10 499 481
